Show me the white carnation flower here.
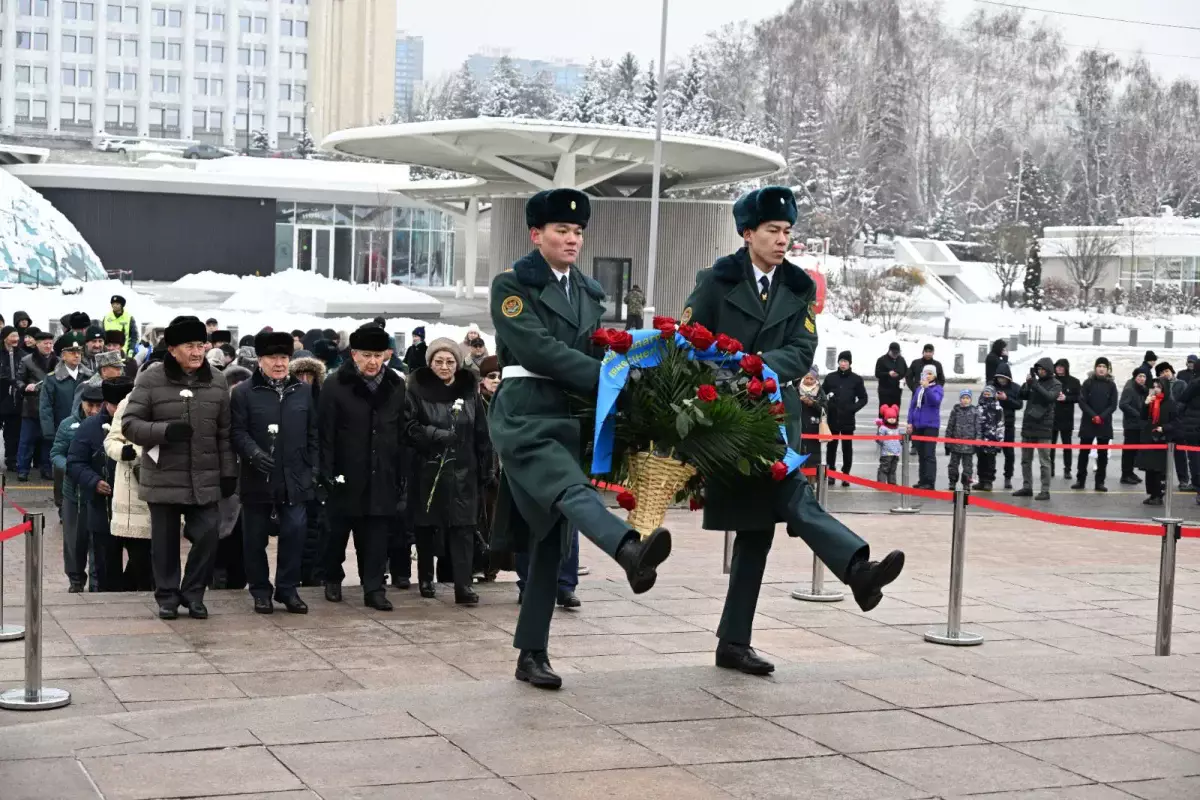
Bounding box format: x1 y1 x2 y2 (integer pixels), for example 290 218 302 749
267 424 279 435
179 389 194 399
335 475 346 484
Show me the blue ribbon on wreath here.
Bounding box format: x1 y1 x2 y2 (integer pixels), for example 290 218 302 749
590 329 808 476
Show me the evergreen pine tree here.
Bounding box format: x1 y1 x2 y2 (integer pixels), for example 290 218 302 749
517 71 557 118
445 61 482 119
1023 240 1044 310
295 127 315 157
634 62 659 128
480 55 523 117
558 60 609 124
615 52 639 93
251 127 270 152
926 190 964 241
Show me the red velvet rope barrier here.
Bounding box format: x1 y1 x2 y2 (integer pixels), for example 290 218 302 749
0 485 29 517
0 521 31 543
802 433 1164 450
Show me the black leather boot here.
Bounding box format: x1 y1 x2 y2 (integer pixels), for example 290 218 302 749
274 591 308 614
324 582 342 603
846 550 905 612
715 641 775 675
419 581 435 598
515 649 562 689
364 590 393 611
614 527 672 594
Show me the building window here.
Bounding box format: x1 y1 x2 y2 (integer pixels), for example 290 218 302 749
152 73 164 91
234 111 247 128
280 19 292 36
107 70 121 89
253 47 265 67
277 114 289 134
152 6 165 25
61 101 75 120
195 10 208 28
106 3 121 22
210 44 224 63
151 40 164 59
279 83 291 100
238 13 249 32
63 34 77 52
237 79 248 98
123 5 137 23
80 2 94 20
122 105 136 125
15 100 30 120
168 42 180 60
125 38 137 57
192 109 205 128
253 16 265 33
16 31 31 50
210 77 222 94
79 69 93 87
32 66 47 85
62 67 76 86
33 32 47 50
252 113 264 128
150 107 163 126
107 35 120 55
294 84 305 101
296 52 307 69
31 100 47 120
105 104 119 123
281 52 292 69
210 110 222 128
168 9 181 27
194 77 206 94
16 65 31 85
253 80 264 99
296 21 307 36
124 72 135 90
238 47 249 66
211 11 223 30
78 102 92 121
165 108 179 127
194 44 206 62
79 36 93 54
64 2 78 19
167 74 179 93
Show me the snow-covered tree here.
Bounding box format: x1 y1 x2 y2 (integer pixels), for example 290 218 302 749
926 190 965 241
480 56 522 118
634 62 659 128
557 61 609 124
251 127 270 152
666 55 715 135
295 128 315 158
1023 239 1043 309
517 71 557 119
445 61 482 119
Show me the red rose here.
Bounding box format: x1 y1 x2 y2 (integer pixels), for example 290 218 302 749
740 354 764 377
608 330 634 354
659 326 675 339
696 384 718 403
747 377 764 398
678 323 694 339
769 401 787 418
764 377 778 393
715 334 744 354
685 323 716 351
590 329 612 348
770 461 789 481
617 490 637 510
652 316 676 329
689 496 704 510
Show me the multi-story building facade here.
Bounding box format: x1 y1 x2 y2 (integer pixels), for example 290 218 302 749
0 0 312 149
307 0 393 142
466 50 585 95
392 31 421 117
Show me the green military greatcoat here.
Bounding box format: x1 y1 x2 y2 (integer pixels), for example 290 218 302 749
487 249 606 553
682 247 819 532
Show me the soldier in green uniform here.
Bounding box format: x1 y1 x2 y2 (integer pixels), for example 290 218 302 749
682 186 906 676
489 188 672 690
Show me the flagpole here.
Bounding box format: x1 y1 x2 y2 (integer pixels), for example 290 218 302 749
642 0 669 328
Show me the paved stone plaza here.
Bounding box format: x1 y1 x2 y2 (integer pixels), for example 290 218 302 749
0 497 1198 799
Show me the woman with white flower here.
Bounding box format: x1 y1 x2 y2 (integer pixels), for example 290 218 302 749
405 338 492 604
229 331 318 615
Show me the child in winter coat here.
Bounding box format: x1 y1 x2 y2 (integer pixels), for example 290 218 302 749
876 404 903 485
973 385 1005 491
944 389 980 490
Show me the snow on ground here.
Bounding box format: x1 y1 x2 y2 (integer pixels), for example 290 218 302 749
0 278 488 350
172 270 443 313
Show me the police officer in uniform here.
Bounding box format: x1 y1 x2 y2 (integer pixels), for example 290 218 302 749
682 186 906 675
489 188 672 690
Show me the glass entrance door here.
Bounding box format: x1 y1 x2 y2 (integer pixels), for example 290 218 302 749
295 225 333 275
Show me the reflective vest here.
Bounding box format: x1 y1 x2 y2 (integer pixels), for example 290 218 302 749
102 311 133 355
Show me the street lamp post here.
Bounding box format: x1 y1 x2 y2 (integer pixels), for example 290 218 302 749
641 0 669 329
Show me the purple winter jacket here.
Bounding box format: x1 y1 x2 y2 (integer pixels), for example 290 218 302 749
907 382 944 429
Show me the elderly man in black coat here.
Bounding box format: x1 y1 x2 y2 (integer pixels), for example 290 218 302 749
318 325 408 611
231 331 318 615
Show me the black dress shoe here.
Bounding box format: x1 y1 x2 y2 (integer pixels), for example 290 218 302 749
187 602 208 620
615 527 672 594
515 649 562 689
274 591 308 614
846 550 905 612
157 603 178 620
68 581 84 593
253 596 274 614
715 641 775 675
557 589 581 609
324 583 342 603
391 576 411 590
364 591 393 611
455 588 480 605
419 581 436 598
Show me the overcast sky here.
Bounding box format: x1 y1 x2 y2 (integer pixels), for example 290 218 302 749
400 0 1200 84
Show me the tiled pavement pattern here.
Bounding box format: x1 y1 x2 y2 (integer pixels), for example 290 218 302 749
0 510 1198 798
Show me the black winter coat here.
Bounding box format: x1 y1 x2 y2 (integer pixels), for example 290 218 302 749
65 409 114 536
991 362 1023 423
318 361 408 518
1053 370 1081 432
905 357 945 391
230 371 318 506
405 367 491 528
15 351 56 419
1120 378 1149 431
874 353 907 405
1136 390 1177 473
822 368 868 431
1019 358 1061 439
404 342 428 374
1175 378 1200 445
1077 374 1119 440
984 344 1007 384
0 347 20 416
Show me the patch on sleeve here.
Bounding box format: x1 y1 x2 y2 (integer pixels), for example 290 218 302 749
681 306 693 324
804 316 816 334
501 296 524 318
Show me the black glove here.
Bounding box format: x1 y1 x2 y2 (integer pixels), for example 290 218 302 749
120 444 136 461
165 421 193 443
220 477 237 498
433 428 454 446
250 450 275 476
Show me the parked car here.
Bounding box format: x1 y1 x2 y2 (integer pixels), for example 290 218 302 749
184 143 234 160
96 137 142 153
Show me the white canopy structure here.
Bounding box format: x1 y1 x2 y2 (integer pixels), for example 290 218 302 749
322 117 786 297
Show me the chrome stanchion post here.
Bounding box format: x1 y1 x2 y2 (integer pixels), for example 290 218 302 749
925 489 983 646
722 531 733 575
1165 442 1176 519
890 429 918 514
0 515 70 710
792 464 844 602
1153 516 1182 656
0 475 24 642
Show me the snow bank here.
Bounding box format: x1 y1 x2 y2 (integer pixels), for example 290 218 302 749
171 271 247 292
172 269 442 312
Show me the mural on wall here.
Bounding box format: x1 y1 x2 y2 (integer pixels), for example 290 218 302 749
0 169 107 285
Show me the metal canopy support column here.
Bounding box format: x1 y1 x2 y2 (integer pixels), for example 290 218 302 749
464 197 480 300
553 153 577 188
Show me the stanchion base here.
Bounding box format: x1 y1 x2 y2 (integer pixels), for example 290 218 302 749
791 586 845 602
0 625 25 641
0 686 71 710
889 506 920 515
924 629 984 646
